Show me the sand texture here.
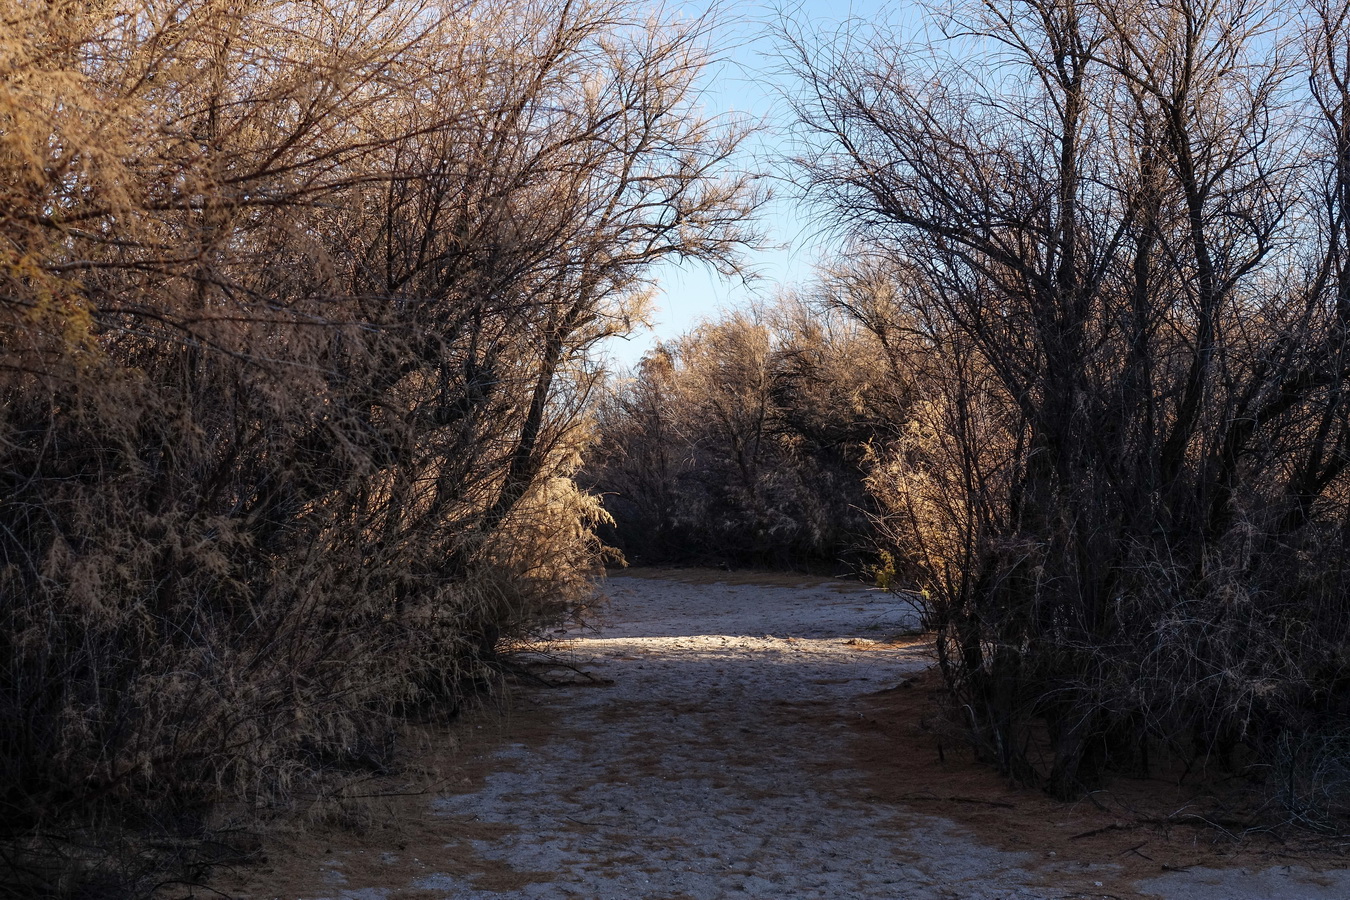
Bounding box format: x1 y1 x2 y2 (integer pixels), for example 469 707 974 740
223 571 1350 900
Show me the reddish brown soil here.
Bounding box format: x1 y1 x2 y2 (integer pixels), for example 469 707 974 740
841 664 1350 893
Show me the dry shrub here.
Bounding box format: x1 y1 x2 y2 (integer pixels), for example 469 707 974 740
0 0 754 893
473 438 621 644
586 297 903 569
793 0 1350 821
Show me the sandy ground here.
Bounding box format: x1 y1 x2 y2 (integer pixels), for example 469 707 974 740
221 571 1350 900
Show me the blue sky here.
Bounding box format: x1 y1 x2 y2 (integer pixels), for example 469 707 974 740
603 0 902 369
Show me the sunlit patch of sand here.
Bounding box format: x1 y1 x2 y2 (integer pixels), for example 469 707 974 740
213 570 1350 900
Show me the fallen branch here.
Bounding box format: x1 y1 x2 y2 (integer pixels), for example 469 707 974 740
899 791 1015 808
1070 823 1132 841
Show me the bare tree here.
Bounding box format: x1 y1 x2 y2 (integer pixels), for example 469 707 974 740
0 0 758 889
792 0 1350 808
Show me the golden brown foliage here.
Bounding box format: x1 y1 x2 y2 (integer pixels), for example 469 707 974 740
0 0 754 891
587 296 905 568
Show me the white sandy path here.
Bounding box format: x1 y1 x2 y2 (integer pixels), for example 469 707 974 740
306 574 1350 900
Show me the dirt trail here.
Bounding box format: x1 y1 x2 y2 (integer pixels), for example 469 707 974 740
227 572 1350 900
